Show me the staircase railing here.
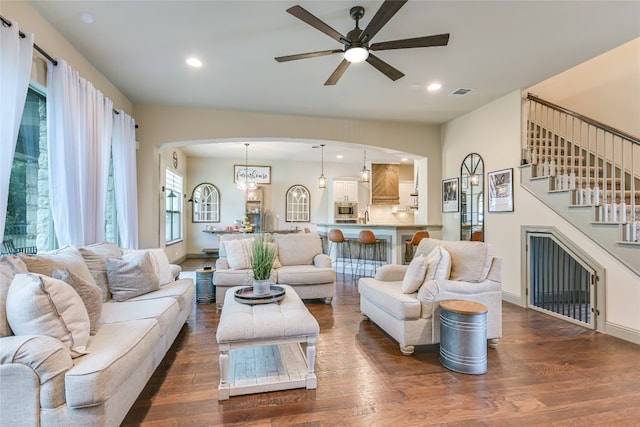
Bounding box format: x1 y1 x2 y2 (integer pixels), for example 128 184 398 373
523 94 640 244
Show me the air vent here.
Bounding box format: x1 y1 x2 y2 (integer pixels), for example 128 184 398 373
450 88 472 96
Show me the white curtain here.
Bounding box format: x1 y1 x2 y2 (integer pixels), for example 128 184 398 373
0 19 33 243
47 59 113 246
112 110 139 249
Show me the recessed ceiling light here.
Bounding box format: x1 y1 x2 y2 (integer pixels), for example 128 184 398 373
401 157 408 162
79 12 94 24
427 82 442 92
336 154 343 159
186 57 202 68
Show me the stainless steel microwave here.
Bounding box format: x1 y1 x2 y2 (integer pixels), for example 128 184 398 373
334 202 358 220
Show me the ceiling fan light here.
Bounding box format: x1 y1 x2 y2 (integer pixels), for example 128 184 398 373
344 47 369 63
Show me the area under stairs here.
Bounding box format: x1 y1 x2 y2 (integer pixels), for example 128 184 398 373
521 94 640 276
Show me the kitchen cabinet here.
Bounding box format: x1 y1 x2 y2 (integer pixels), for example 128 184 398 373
334 180 358 202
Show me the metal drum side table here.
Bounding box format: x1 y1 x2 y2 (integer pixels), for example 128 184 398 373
195 268 215 304
439 300 488 375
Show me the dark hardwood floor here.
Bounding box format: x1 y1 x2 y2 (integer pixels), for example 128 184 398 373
122 258 640 426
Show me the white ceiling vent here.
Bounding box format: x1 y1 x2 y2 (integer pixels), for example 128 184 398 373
450 88 472 96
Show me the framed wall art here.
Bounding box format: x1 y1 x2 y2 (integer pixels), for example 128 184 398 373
233 165 271 185
442 177 459 213
488 168 514 212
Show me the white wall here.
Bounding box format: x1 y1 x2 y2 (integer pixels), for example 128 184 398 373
442 90 640 339
529 38 640 138
1 1 133 115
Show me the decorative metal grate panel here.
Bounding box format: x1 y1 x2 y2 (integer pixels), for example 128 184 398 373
529 234 595 328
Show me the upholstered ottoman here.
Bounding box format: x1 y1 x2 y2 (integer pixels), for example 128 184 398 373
215 284 320 400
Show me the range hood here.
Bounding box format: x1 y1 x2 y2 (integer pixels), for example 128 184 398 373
371 164 400 205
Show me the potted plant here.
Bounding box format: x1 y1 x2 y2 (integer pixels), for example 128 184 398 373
251 233 276 296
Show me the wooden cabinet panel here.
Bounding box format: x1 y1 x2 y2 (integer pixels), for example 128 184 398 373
371 164 399 205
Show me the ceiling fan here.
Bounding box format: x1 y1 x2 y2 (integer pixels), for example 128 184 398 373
274 0 450 86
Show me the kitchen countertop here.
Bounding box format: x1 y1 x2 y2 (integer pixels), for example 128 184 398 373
315 223 440 229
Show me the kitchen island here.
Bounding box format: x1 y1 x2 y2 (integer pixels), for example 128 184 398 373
315 223 442 268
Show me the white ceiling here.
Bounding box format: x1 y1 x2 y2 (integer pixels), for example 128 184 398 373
28 0 640 163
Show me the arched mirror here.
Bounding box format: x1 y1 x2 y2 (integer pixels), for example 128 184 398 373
285 185 310 222
190 183 220 223
460 153 484 241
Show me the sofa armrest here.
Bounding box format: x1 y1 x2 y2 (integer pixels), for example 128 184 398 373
215 257 230 270
0 335 73 410
313 254 332 268
373 264 409 282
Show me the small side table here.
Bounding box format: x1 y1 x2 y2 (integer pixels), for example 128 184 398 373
195 268 215 304
439 300 488 375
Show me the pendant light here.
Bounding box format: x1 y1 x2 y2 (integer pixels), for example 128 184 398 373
318 144 327 189
360 149 370 183
238 143 257 190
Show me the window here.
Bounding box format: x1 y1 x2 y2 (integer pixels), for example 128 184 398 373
286 185 310 222
3 87 54 253
191 183 220 222
165 169 183 243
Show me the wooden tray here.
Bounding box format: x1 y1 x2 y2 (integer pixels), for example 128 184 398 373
234 285 285 305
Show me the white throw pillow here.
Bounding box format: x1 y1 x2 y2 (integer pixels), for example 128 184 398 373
401 255 429 294
0 256 29 337
7 273 90 357
425 245 452 281
53 268 103 335
224 238 255 270
106 252 160 302
123 248 174 285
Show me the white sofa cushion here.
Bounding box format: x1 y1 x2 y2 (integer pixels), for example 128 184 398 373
224 238 254 270
0 255 28 337
425 245 452 281
106 252 160 302
402 255 428 294
276 265 336 286
79 242 123 301
64 318 159 408
19 246 96 289
273 233 322 266
416 238 492 282
7 273 90 357
123 248 174 285
53 268 103 335
358 278 422 320
128 278 195 313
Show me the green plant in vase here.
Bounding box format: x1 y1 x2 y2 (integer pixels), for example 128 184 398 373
251 233 276 296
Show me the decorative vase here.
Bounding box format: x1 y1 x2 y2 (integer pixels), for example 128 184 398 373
253 279 271 296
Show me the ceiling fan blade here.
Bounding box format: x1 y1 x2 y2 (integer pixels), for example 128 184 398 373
370 33 450 51
324 59 351 86
359 0 408 44
286 5 346 44
275 49 343 62
366 54 405 81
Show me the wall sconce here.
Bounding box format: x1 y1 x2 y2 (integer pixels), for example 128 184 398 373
317 144 327 189
360 150 370 183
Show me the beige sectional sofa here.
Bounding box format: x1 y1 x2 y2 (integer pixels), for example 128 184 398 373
358 238 502 355
214 232 336 308
0 243 194 427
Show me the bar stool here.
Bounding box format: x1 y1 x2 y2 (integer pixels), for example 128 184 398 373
355 230 383 276
328 229 352 276
404 230 430 264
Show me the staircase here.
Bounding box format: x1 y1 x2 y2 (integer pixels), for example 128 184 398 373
521 94 640 275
